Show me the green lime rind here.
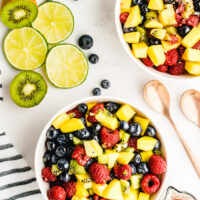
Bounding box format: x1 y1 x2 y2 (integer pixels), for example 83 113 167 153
45 43 89 89
3 27 48 71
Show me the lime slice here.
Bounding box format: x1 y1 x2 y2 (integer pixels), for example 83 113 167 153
4 27 48 70
46 44 88 88
32 2 74 44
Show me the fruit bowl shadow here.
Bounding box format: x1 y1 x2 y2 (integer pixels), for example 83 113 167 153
115 0 199 80
35 96 168 200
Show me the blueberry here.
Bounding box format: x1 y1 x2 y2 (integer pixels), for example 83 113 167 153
101 80 111 89
123 27 136 33
130 163 137 175
92 88 101 96
59 172 73 182
154 140 161 150
51 154 59 164
78 35 93 50
132 0 144 6
194 1 200 11
132 153 142 164
128 123 142 137
149 38 161 45
66 133 74 143
119 121 129 132
78 103 88 114
66 146 75 157
80 117 87 126
90 134 100 143
88 197 94 200
46 140 56 151
46 126 59 140
137 163 149 174
141 4 149 13
57 134 67 145
109 170 116 182
57 159 69 171
89 54 99 64
104 102 120 114
85 158 95 170
43 151 51 166
75 128 91 140
145 126 156 137
140 15 146 26
177 25 192 37
56 146 67 157
90 123 102 134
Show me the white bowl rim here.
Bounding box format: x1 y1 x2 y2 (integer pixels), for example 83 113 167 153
35 96 169 200
114 0 200 81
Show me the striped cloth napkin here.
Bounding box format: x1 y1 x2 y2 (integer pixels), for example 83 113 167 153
0 131 43 200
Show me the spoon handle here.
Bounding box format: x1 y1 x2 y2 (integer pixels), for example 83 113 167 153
168 115 200 177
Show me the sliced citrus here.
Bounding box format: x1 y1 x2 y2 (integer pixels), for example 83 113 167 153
4 27 48 70
46 44 88 88
32 2 74 44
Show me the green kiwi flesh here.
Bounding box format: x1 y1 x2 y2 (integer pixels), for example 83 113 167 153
10 71 47 108
69 159 86 175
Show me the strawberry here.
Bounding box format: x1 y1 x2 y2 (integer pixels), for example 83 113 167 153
63 181 76 198
156 65 168 73
42 167 57 183
149 155 167 174
128 137 138 150
47 186 66 200
141 57 154 67
186 15 199 27
120 12 129 24
67 108 83 118
87 103 104 123
114 164 132 180
192 41 200 50
164 49 179 66
169 60 185 75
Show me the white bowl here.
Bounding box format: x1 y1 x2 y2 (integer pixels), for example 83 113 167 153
115 0 199 80
35 96 168 200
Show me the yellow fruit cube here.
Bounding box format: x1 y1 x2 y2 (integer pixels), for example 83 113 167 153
98 154 108 164
147 45 166 66
185 61 200 75
140 150 154 162
134 116 150 135
148 0 164 10
182 48 200 62
124 188 139 200
162 34 182 52
137 136 158 151
84 140 103 157
182 27 200 48
158 7 177 26
121 8 130 13
87 102 97 111
106 152 119 169
92 182 108 196
117 152 134 164
150 29 166 40
75 182 89 198
145 20 163 28
85 114 92 127
52 113 70 129
130 174 143 189
124 32 141 43
138 192 150 200
132 42 148 58
116 104 136 121
120 0 132 10
124 6 142 28
76 174 92 189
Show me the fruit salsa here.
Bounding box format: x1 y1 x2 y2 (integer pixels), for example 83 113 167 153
119 0 200 76
41 101 167 200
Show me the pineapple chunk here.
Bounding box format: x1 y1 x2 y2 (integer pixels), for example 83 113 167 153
75 182 89 198
116 104 136 121
98 154 108 164
117 152 134 164
76 174 92 189
137 136 158 151
92 182 108 196
84 140 103 157
147 45 166 66
132 42 148 58
182 27 200 48
145 20 163 28
120 0 132 10
106 152 119 169
134 116 150 136
182 48 200 62
124 32 141 43
140 150 154 162
148 0 164 10
124 188 139 200
85 114 92 127
150 29 166 40
185 61 200 75
138 192 150 200
124 6 142 28
87 102 97 111
162 34 182 52
52 113 70 129
130 174 143 189
60 118 85 133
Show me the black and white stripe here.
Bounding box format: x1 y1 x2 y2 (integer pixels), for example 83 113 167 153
0 131 43 200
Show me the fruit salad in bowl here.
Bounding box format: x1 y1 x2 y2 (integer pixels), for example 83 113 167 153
35 97 167 200
115 0 200 78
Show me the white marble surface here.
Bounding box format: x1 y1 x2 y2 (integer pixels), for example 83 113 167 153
0 0 200 199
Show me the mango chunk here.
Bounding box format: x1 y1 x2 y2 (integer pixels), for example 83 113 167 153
92 182 107 196
84 140 103 157
148 0 164 10
182 48 200 62
134 116 150 136
140 150 154 162
124 188 139 200
52 113 70 129
120 0 132 10
124 32 140 43
75 182 89 198
117 152 134 164
145 20 163 28
132 42 148 58
138 192 150 200
185 61 200 75
137 136 158 151
116 104 136 121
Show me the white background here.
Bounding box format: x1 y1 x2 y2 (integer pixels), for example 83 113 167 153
0 0 200 199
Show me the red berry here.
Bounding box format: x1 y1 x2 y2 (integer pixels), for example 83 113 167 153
192 40 200 50
72 145 90 166
114 164 132 180
164 49 179 66
141 174 160 194
149 155 167 174
63 181 76 198
87 103 104 123
41 167 57 183
67 108 83 118
169 35 179 45
178 45 185 56
120 12 129 24
47 186 66 200
100 127 119 149
186 15 199 27
175 3 184 26
156 65 168 73
169 60 185 75
94 194 100 200
128 137 138 150
141 57 154 67
89 163 111 184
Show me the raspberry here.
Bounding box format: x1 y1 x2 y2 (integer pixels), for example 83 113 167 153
169 35 179 45
164 49 179 66
72 145 90 166
156 65 168 73
175 3 184 26
100 127 119 148
192 41 200 50
141 57 154 67
186 15 199 27
41 167 57 182
149 155 167 174
141 174 160 194
89 163 111 184
128 137 138 150
87 103 104 123
47 186 66 200
63 181 76 198
67 108 83 118
178 45 185 56
120 12 129 24
169 60 185 75
114 164 132 180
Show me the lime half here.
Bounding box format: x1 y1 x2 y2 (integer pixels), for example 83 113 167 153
4 27 48 70
46 44 88 88
32 2 74 44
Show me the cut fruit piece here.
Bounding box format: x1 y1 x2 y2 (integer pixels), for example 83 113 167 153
138 192 150 200
117 152 134 165
92 182 108 196
68 159 86 175
140 150 154 162
106 152 119 169
103 179 124 200
134 116 150 136
75 181 89 198
148 0 164 10
185 61 200 75
147 45 166 66
144 20 163 28
72 196 88 200
116 104 136 121
137 136 158 151
119 130 130 143
32 2 74 44
182 48 200 62
45 44 88 88
1 0 38 29
136 27 147 42
124 188 139 200
98 154 108 165
166 26 177 35
60 118 85 133
120 0 132 10
51 164 62 176
130 174 143 189
76 174 92 189
120 180 130 195
87 102 97 111
10 71 47 108
132 42 148 58
52 113 70 129
4 27 48 70
124 5 142 28
84 140 103 157
73 137 83 145
150 29 166 40
146 11 158 20
124 32 140 43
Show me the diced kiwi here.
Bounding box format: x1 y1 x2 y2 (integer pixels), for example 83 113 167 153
146 11 158 20
120 180 130 195
1 0 38 29
73 137 83 145
89 188 94 195
69 159 86 175
136 27 147 42
51 164 62 176
150 29 166 40
10 71 47 108
166 26 177 35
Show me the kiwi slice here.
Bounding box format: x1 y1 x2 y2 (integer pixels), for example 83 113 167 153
69 159 86 175
120 180 130 195
10 71 47 108
1 0 38 29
